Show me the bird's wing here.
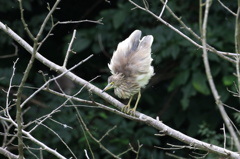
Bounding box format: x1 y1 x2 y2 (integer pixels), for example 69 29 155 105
108 30 154 78
108 30 142 76
128 35 154 75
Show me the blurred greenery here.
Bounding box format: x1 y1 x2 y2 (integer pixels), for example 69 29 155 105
0 0 239 158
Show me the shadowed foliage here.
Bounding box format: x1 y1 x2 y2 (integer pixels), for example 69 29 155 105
0 0 238 158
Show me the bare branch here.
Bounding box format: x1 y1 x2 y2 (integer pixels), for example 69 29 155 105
36 122 77 159
0 147 19 159
1 11 240 158
235 2 240 97
18 0 34 40
20 54 93 108
23 130 66 159
58 19 103 25
159 0 237 62
218 0 237 16
84 149 90 159
36 0 61 40
221 124 226 149
5 59 19 124
0 43 18 59
201 0 240 152
63 29 76 68
159 0 168 18
99 125 117 142
130 0 237 64
76 111 121 159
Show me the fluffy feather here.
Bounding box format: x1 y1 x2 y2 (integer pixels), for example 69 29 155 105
108 30 154 89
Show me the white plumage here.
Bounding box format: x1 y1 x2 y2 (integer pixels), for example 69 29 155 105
103 30 154 115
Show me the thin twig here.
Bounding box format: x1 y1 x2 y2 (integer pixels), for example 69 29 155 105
5 59 19 124
27 65 94 133
1 21 240 158
23 130 66 159
131 0 237 64
16 1 63 158
0 43 18 58
218 0 237 16
159 0 237 61
99 125 117 142
37 122 77 159
159 0 168 18
222 102 240 113
166 152 187 159
58 19 103 25
20 54 93 108
18 0 34 40
84 149 90 159
221 124 226 149
76 111 121 159
79 117 95 159
36 0 61 40
63 29 76 68
235 2 240 96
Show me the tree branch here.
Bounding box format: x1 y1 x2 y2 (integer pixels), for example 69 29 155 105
1 21 240 158
0 147 19 159
201 0 240 152
129 0 237 64
218 0 237 16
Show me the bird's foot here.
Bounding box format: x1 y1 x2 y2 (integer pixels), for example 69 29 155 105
121 104 130 113
121 105 136 116
127 108 136 116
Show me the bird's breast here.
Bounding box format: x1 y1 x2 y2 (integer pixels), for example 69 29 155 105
114 84 140 99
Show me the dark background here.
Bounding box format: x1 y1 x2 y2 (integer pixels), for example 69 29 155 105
0 0 238 158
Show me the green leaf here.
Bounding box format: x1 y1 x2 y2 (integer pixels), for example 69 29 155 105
222 75 235 86
168 70 189 91
113 11 127 29
99 112 108 119
192 72 210 95
208 52 220 62
0 68 22 86
211 65 221 76
73 37 91 53
170 45 180 59
181 84 196 110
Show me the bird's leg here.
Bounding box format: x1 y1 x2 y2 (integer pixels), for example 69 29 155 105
128 91 141 116
122 96 133 113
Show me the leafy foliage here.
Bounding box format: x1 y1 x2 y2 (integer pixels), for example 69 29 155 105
0 0 239 158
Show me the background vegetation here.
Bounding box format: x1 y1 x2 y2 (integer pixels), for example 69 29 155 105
0 0 238 158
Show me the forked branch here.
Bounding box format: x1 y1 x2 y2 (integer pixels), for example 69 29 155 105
0 21 240 158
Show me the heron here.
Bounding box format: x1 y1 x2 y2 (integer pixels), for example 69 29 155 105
102 30 154 115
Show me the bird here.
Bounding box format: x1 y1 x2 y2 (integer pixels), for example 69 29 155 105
102 30 154 116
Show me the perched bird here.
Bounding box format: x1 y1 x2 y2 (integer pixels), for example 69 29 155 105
102 30 154 115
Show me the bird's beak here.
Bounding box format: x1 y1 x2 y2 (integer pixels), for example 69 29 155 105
102 83 113 93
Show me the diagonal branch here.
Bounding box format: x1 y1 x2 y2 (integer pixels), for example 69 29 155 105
0 147 19 159
129 0 237 64
22 130 66 159
1 22 240 158
218 0 237 16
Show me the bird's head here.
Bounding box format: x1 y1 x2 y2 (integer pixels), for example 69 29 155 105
102 73 124 93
